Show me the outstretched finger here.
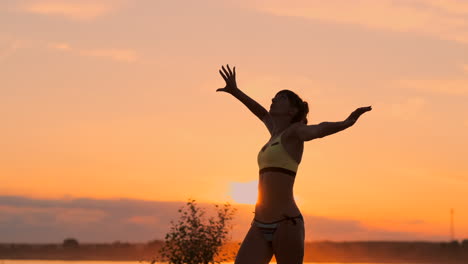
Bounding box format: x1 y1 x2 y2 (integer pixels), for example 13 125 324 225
233 66 236 78
227 64 233 75
221 65 230 78
219 70 228 82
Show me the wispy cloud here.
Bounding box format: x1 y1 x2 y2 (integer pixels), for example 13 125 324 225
48 42 71 51
79 48 137 62
302 215 439 241
0 195 446 243
398 79 468 96
375 96 427 121
0 196 185 243
245 0 468 44
126 215 159 225
16 0 126 21
48 41 137 62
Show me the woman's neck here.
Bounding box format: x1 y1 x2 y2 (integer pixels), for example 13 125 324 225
272 118 291 136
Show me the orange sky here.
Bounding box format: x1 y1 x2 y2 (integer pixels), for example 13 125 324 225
1 0 468 242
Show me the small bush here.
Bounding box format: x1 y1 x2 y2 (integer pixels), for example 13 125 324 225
155 199 236 264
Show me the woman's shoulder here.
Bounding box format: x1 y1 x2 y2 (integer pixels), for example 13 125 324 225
287 121 305 133
284 122 305 142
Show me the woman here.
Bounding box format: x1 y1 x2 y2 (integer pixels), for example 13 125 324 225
216 64 372 264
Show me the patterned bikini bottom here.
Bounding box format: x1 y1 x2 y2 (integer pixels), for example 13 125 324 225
252 214 304 242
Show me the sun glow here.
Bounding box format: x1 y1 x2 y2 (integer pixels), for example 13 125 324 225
229 180 258 205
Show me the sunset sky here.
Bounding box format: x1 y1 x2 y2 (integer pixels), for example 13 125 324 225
1 0 468 243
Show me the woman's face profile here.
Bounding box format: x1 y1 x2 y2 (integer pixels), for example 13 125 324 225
270 93 295 116
270 93 287 109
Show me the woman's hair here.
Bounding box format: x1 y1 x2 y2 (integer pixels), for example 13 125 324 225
277 89 309 125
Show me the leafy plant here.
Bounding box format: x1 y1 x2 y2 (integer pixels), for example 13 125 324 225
154 199 236 264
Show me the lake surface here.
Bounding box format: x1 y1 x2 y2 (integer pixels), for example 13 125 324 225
0 261 425 264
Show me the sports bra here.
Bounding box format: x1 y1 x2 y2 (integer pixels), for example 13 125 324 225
257 129 299 177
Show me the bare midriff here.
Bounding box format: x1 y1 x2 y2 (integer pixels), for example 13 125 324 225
254 170 301 222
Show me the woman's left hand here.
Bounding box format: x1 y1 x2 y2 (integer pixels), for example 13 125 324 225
346 106 372 126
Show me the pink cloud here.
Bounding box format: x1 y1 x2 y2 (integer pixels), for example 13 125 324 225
48 42 72 51
79 48 137 62
55 208 107 224
126 216 159 226
377 96 427 121
244 0 468 43
0 196 449 243
17 0 127 21
47 41 138 62
398 79 468 96
0 205 106 226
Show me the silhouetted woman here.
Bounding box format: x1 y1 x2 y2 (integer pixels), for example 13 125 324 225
216 64 372 264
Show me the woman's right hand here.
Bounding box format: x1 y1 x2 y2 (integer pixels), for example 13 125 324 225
216 64 239 94
345 106 372 126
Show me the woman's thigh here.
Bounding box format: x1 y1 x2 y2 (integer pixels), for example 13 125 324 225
272 218 305 264
234 223 274 264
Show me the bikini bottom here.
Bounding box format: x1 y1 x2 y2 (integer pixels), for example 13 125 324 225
252 214 304 242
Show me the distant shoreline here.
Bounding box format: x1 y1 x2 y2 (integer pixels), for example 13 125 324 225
1 240 467 263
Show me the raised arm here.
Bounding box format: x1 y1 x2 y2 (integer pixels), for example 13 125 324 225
293 106 372 142
216 64 273 132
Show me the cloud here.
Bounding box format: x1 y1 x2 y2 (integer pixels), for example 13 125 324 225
79 49 137 62
47 41 138 62
48 42 71 51
374 96 426 121
243 0 468 44
55 208 107 225
0 38 137 63
16 0 126 21
398 79 468 96
0 195 447 243
126 216 159 225
0 196 186 243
